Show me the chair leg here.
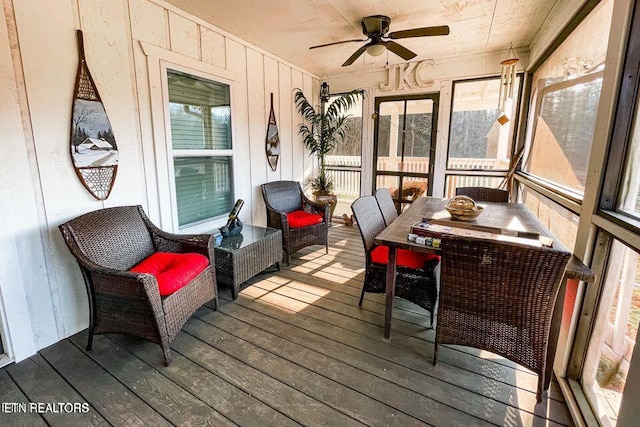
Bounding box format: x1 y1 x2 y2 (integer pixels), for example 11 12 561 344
162 344 172 366
358 287 365 307
430 309 434 328
433 343 439 366
86 327 95 351
275 262 280 271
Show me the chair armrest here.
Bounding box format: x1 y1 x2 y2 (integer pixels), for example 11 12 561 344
302 194 330 223
265 205 289 231
137 207 213 256
67 244 163 304
152 230 213 257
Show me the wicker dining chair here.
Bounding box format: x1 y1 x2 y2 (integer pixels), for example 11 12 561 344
59 205 217 366
375 188 398 226
351 196 440 325
433 235 570 402
455 186 510 202
261 180 329 265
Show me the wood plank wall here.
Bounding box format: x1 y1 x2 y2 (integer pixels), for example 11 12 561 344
0 0 318 360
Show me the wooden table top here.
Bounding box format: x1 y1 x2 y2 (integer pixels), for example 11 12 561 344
375 197 595 282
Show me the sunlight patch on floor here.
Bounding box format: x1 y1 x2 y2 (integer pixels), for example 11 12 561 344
240 276 331 313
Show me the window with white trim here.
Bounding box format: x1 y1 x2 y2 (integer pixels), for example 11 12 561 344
167 69 234 228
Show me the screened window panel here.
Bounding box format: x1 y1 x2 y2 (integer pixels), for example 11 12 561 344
448 77 519 170
397 113 431 158
523 0 613 196
174 157 233 227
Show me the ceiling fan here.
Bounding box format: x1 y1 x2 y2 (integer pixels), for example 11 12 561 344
309 15 450 66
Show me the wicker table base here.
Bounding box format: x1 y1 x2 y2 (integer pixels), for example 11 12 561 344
213 224 282 299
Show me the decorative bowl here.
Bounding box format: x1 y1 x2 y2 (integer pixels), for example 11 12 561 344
445 195 484 221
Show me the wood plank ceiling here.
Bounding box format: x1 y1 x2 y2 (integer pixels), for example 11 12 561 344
164 0 558 76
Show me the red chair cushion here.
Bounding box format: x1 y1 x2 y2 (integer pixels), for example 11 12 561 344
287 210 323 229
370 245 440 269
131 252 209 296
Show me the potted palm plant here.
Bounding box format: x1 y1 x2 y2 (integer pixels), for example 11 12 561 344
294 87 365 217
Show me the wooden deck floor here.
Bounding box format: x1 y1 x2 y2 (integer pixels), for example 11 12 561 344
0 224 574 426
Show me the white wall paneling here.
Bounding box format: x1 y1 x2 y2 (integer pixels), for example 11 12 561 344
264 56 280 183
278 63 293 181
0 0 318 361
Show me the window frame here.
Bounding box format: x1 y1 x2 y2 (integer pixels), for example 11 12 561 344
161 63 236 232
597 0 640 237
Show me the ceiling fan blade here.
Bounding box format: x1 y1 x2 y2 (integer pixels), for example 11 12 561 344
309 39 367 49
388 25 450 39
342 44 370 66
384 41 416 61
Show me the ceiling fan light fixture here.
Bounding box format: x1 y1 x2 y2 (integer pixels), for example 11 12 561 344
366 43 386 57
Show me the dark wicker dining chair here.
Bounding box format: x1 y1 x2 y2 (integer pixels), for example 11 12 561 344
261 180 329 265
455 186 510 202
351 196 440 325
375 188 398 226
433 235 570 402
59 205 217 366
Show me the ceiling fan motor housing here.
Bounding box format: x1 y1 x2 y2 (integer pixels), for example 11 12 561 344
362 15 391 37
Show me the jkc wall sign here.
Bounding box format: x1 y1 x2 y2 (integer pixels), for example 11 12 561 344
379 59 435 91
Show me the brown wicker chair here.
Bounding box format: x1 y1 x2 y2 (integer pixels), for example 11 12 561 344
375 188 398 226
59 205 217 366
261 180 329 265
351 196 439 325
455 186 510 202
433 235 570 402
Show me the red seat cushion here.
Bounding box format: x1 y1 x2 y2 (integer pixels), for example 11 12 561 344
287 210 323 229
130 252 209 296
370 245 440 269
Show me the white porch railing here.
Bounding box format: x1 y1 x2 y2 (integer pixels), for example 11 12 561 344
325 156 508 198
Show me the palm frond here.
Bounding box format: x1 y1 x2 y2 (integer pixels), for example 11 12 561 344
294 87 365 192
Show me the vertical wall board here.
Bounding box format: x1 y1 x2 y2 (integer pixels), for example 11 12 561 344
225 38 246 76
0 3 40 359
168 11 200 60
263 56 280 182
11 0 100 344
433 80 452 198
359 91 374 196
278 63 293 181
129 0 168 48
146 54 173 229
226 39 252 225
246 48 267 226
80 0 147 209
200 27 225 69
131 41 161 222
301 73 316 189
291 69 305 183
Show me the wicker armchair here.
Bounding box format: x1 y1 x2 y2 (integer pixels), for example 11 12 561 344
261 181 329 265
59 205 217 366
455 186 510 202
434 235 570 402
351 196 439 325
375 188 398 226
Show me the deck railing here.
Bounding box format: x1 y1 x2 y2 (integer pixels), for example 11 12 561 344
326 156 507 198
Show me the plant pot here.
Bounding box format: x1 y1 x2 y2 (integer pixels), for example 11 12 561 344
313 192 338 220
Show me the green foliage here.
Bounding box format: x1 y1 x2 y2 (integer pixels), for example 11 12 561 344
294 88 365 192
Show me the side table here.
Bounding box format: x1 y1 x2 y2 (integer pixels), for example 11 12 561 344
213 224 282 299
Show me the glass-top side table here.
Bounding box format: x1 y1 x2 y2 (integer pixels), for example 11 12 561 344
212 224 282 299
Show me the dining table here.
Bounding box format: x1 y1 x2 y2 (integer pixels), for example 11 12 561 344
374 197 595 386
